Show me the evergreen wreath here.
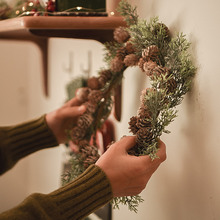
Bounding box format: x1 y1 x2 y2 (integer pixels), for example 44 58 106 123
62 0 196 212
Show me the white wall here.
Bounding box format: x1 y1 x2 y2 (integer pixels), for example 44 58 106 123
1 0 220 219
0 40 30 212
113 0 220 219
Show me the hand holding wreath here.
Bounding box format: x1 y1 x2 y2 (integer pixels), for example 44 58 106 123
96 136 166 197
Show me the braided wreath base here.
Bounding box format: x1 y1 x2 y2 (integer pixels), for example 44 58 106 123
62 0 196 212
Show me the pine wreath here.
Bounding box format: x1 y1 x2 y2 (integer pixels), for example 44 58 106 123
62 0 196 212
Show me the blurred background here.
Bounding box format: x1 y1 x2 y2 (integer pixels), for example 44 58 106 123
0 0 220 219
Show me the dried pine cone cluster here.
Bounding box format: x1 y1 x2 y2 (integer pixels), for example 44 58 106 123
72 69 113 142
77 140 100 169
111 27 139 72
70 22 176 163
129 88 154 150
127 23 178 152
137 24 177 94
70 69 114 167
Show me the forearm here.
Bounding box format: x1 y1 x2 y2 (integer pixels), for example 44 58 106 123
0 115 58 175
0 165 113 220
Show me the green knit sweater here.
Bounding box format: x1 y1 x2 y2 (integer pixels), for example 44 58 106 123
0 115 113 220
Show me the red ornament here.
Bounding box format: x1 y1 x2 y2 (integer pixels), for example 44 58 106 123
46 0 55 12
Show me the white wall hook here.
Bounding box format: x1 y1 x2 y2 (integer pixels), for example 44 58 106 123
62 51 73 74
80 50 92 78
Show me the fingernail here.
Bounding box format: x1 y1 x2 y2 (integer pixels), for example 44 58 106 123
78 105 86 113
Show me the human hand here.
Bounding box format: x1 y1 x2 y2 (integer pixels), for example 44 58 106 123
95 136 166 197
46 97 86 144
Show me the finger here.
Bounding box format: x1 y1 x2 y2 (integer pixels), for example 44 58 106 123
66 97 83 107
116 136 136 152
63 105 86 118
155 140 167 162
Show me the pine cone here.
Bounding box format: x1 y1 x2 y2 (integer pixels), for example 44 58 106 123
71 127 86 142
98 69 112 86
136 116 152 129
136 127 153 146
84 101 97 114
87 77 102 90
77 113 93 130
125 42 136 54
84 155 99 168
79 143 100 168
88 90 103 104
75 87 90 103
116 46 128 60
167 78 177 93
124 54 139 67
110 57 124 72
138 105 152 119
77 140 90 159
143 60 158 76
128 116 139 134
78 140 90 148
141 87 156 99
152 65 168 78
140 88 150 103
153 23 171 41
81 144 98 157
114 26 130 43
142 45 159 61
138 57 147 72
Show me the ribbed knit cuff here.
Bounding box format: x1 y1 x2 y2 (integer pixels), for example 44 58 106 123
0 115 58 174
49 165 113 220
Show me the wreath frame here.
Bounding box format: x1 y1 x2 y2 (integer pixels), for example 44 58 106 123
62 0 196 212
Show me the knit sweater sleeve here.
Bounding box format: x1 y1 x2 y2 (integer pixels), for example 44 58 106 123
0 165 113 220
0 115 58 175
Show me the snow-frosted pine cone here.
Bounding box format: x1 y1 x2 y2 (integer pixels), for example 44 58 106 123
128 116 139 134
140 88 156 101
98 69 112 86
167 78 177 93
71 126 86 142
80 144 100 168
116 46 127 60
84 101 97 114
142 45 159 61
110 57 124 72
136 116 152 129
138 57 147 72
81 144 98 157
152 65 168 78
88 90 103 104
77 113 93 130
138 105 152 119
78 140 90 148
75 87 90 103
136 127 153 146
87 77 102 90
140 88 150 103
125 42 136 54
124 54 139 67
77 140 90 159
84 156 99 167
113 26 130 43
143 60 158 76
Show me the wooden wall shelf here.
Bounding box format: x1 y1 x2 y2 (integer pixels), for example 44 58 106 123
0 16 126 96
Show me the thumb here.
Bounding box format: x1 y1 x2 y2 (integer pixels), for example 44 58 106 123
118 136 136 152
64 105 86 118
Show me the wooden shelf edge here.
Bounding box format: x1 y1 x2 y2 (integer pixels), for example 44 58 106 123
0 16 126 98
